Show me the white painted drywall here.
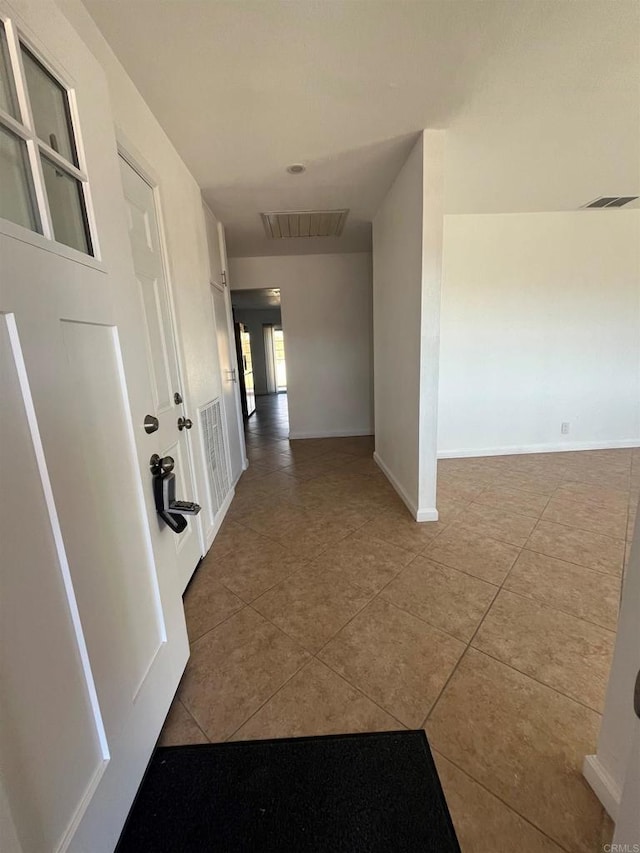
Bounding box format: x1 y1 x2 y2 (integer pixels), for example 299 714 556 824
438 211 640 455
372 131 445 520
229 253 373 438
233 308 282 396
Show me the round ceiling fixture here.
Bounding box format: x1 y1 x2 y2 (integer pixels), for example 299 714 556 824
286 164 306 175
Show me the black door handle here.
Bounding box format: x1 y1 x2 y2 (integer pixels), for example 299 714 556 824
178 417 193 431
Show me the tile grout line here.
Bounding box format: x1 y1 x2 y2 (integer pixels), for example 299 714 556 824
461 644 607 717
222 647 316 743
176 697 211 744
431 748 574 853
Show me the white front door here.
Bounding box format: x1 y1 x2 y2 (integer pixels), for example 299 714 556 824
0 7 190 851
119 154 203 591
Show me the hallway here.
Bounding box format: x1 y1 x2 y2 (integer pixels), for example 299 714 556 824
161 394 637 852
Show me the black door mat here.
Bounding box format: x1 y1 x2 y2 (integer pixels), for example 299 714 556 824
116 730 460 852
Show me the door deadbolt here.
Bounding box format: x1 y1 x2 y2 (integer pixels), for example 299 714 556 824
174 391 183 405
178 417 193 431
144 414 159 434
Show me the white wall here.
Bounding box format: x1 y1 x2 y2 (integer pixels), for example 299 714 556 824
438 211 640 455
234 308 282 396
372 131 445 520
229 253 373 438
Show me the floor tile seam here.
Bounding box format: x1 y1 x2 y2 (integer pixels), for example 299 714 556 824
522 515 626 558
475 581 619 637
522 534 626 580
377 557 501 644
472 494 550 521
543 490 629 524
421 530 531 727
428 747 575 853
175 696 212 744
306 564 421 666
222 654 317 742
536 514 627 542
313 593 472 727
238 556 321 606
516 543 624 579
186 598 254 648
374 589 489 647
462 645 606 717
310 652 412 732
499 577 621 634
248 574 376 653
431 522 618 719
414 550 515 587
462 495 556 522
480 476 561 498
420 586 504 730
549 482 633 512
437 514 537 549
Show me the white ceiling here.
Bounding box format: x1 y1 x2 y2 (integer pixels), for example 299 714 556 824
83 0 640 257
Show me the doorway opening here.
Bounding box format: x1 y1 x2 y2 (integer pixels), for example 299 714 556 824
230 287 289 426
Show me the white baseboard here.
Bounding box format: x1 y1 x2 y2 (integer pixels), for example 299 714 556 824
205 487 236 551
438 438 639 459
289 428 374 440
373 452 439 523
415 506 439 522
583 754 621 820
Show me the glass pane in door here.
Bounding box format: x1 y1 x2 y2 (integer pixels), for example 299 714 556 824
21 47 77 164
0 124 41 231
41 156 91 254
0 23 19 118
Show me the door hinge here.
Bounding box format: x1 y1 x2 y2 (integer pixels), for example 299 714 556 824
221 270 227 286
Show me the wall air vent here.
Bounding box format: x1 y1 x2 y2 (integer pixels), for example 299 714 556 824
582 196 638 209
261 209 349 239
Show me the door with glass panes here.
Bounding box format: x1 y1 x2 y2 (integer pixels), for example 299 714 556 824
0 7 189 852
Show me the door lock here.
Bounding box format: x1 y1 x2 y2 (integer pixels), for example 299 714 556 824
174 391 183 405
144 414 159 434
178 417 193 431
149 454 200 534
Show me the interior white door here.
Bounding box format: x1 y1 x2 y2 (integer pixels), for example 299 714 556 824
119 155 203 592
0 6 190 850
211 280 245 485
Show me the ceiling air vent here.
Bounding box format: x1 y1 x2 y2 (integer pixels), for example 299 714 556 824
582 196 638 209
261 209 349 239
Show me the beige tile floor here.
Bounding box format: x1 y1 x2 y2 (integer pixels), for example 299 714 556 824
161 394 638 853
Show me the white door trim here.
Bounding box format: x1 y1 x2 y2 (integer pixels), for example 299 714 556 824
216 221 248 470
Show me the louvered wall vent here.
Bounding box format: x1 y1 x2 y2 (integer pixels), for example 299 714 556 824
582 196 638 209
261 209 349 239
200 399 231 518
